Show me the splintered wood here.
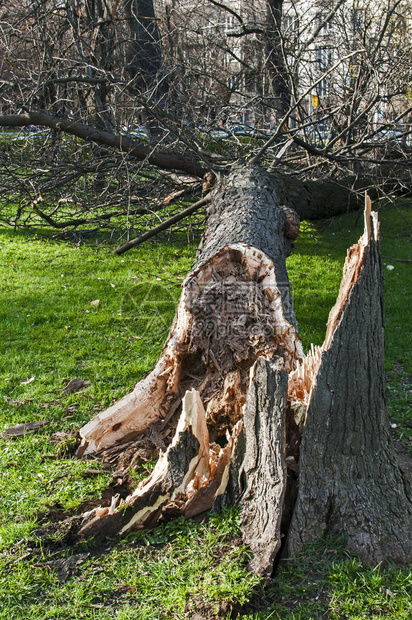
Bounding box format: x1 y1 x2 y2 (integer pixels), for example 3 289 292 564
77 236 302 549
287 196 412 566
79 389 238 537
78 243 302 457
75 173 411 571
287 193 380 423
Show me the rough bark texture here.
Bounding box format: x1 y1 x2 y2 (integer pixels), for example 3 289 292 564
272 171 366 220
223 359 288 576
196 166 299 328
75 165 303 552
125 0 163 88
287 209 412 565
73 167 411 572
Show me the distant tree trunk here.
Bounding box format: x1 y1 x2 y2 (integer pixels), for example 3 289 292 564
265 0 290 118
124 0 163 90
75 167 411 572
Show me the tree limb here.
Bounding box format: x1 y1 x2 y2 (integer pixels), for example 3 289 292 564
114 195 213 255
0 111 208 178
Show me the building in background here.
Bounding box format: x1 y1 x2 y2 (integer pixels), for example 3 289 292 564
156 0 411 141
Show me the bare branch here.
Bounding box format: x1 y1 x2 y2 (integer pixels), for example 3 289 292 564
0 111 208 178
114 195 213 254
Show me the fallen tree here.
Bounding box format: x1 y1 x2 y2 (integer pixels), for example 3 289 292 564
0 111 208 178
0 110 405 238
76 167 411 574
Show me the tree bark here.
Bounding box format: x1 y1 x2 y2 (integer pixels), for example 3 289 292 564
124 0 163 89
75 167 411 570
265 0 290 118
287 202 412 565
221 359 288 576
76 166 301 548
77 166 302 457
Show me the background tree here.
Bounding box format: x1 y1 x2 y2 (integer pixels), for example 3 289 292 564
0 0 411 242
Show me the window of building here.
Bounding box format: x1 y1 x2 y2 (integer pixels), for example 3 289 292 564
286 54 295 68
227 75 236 90
316 47 333 69
225 14 236 33
316 13 332 36
283 16 299 34
204 49 212 66
317 78 329 98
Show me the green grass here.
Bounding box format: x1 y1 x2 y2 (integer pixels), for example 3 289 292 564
240 538 412 619
0 510 259 620
0 199 411 618
287 201 412 369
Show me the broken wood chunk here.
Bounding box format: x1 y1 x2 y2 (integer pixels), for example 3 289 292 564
73 174 411 570
78 246 302 456
2 420 49 438
214 358 288 576
61 378 91 396
287 198 412 565
78 388 236 539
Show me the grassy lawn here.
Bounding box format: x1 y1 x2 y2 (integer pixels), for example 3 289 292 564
0 200 411 618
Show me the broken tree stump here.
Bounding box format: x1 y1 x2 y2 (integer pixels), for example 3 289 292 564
77 166 302 458
79 388 236 538
76 169 411 571
224 358 288 576
287 200 412 565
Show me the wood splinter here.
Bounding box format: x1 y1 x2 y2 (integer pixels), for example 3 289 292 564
79 388 237 538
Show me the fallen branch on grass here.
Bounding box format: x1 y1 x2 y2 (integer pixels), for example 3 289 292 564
114 195 213 255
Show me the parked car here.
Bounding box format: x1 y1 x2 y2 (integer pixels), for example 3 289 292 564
208 127 230 138
0 129 50 142
303 124 332 147
257 127 276 137
227 124 255 137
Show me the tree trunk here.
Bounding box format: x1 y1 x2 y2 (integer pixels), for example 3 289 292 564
217 359 289 576
287 201 412 564
76 167 411 572
124 0 163 90
77 166 302 457
265 0 290 119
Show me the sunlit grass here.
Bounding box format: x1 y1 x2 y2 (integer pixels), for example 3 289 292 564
0 199 410 618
